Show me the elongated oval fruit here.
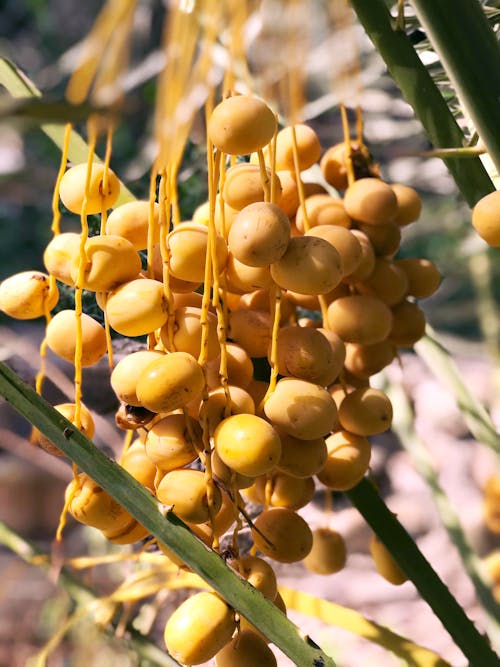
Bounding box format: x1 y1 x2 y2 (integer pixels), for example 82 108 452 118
106 200 160 250
59 163 120 214
251 507 313 563
214 413 281 477
136 351 205 414
106 278 168 337
208 95 276 155
370 534 408 585
34 402 94 456
46 309 107 366
317 430 371 491
0 271 58 319
228 202 290 268
164 592 236 665
215 630 277 667
327 295 392 345
145 413 200 472
338 387 393 436
156 469 222 524
343 178 398 225
472 190 500 247
111 350 165 406
304 527 347 575
43 233 81 286
223 163 282 211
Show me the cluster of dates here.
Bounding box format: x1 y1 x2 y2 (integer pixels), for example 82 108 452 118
0 94 442 665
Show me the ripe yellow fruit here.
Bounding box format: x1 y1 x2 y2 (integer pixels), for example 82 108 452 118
43 233 81 286
106 278 168 337
483 475 500 534
391 183 422 226
338 387 393 436
274 325 342 385
320 141 361 191
303 527 347 575
326 294 392 345
70 235 142 292
223 163 282 211
136 351 205 414
276 431 327 478
234 555 278 600
199 385 255 435
251 507 313 563
106 200 160 250
164 592 236 665
472 190 500 246
145 413 200 472
119 439 157 490
344 340 396 379
161 306 220 362
389 299 426 347
273 123 321 172
228 202 290 267
224 253 273 293
59 163 120 214
168 222 227 283
345 230 376 281
46 310 107 366
66 472 131 531
0 271 58 319
111 350 165 406
246 472 315 510
156 469 222 524
356 258 408 306
395 258 441 299
215 630 277 667
317 430 371 490
343 178 398 225
270 236 343 295
228 308 272 358
211 449 255 490
357 221 401 257
295 194 351 233
306 225 362 277
34 402 95 456
208 95 276 155
264 378 338 440
276 170 300 217
370 534 408 585
214 413 281 477
206 342 254 389
102 518 149 544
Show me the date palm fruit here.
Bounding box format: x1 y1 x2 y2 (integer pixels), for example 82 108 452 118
215 630 277 667
208 95 276 155
206 342 254 389
119 439 158 490
101 518 150 544
264 378 338 440
228 308 272 358
136 351 205 414
395 258 441 299
251 507 313 563
66 472 132 531
164 591 236 665
199 385 255 435
275 431 327 478
228 202 290 268
224 253 273 293
344 177 398 225
389 299 426 347
211 449 255 489
236 289 295 323
472 190 500 247
391 183 422 227
111 350 165 406
168 223 228 283
320 141 363 191
272 123 321 172
59 163 120 215
151 243 202 292
69 235 141 292
357 221 401 257
246 472 315 510
214 413 281 477
161 306 220 362
326 294 392 345
0 270 58 319
344 340 396 379
43 232 81 286
317 430 371 490
270 236 343 295
274 325 341 385
355 258 408 306
223 163 282 210
370 534 408 585
483 475 500 534
46 309 107 366
275 170 300 217
303 527 347 574
156 469 222 524
106 200 160 250
234 555 278 600
344 230 376 282
34 402 95 456
338 387 393 436
295 194 351 233
306 225 362 277
145 413 200 472
106 278 168 337
314 328 346 387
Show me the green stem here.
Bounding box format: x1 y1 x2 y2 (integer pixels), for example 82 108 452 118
346 479 499 667
385 376 500 637
0 360 335 667
409 0 500 176
0 520 181 667
349 0 494 206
